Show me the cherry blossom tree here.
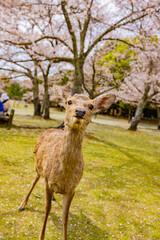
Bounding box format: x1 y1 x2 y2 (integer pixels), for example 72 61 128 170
0 40 59 118
83 40 136 99
117 37 160 131
0 0 159 95
0 44 42 115
38 60 53 119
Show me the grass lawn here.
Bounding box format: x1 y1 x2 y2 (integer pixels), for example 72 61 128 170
0 106 160 239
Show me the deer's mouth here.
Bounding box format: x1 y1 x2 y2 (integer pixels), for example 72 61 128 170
75 116 84 119
72 116 84 125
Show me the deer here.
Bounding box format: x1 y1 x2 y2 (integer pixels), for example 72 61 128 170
18 93 116 240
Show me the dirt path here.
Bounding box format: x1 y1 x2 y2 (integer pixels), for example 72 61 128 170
14 107 158 132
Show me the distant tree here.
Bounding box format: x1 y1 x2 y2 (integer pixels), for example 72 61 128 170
0 43 42 116
117 37 160 131
5 82 27 99
38 61 53 119
0 43 55 118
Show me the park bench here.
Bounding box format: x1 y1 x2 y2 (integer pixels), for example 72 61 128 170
0 109 15 126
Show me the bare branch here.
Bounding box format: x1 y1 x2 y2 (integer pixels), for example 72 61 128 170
80 0 94 56
61 0 78 56
94 87 115 98
0 67 31 78
0 74 26 80
103 38 144 50
84 7 154 57
3 36 73 53
0 57 33 72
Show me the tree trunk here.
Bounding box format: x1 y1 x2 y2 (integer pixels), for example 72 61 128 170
157 107 160 130
33 97 41 116
128 107 132 123
32 77 41 116
72 59 84 95
128 101 146 131
43 76 50 119
128 84 150 131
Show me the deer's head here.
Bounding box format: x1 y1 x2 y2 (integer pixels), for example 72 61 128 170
64 93 116 131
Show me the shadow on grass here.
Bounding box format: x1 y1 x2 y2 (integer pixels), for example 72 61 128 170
16 191 108 240
49 210 108 240
16 201 108 239
85 133 160 177
84 132 160 202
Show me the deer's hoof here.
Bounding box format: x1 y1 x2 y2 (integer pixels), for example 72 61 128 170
18 207 25 211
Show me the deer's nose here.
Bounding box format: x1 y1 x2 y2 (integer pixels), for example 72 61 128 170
75 109 86 118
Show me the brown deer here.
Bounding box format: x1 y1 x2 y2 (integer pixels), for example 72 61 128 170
19 93 116 240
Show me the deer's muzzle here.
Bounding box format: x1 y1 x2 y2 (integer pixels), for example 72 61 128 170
75 109 86 119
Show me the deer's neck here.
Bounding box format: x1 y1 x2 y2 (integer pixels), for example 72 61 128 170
60 127 84 171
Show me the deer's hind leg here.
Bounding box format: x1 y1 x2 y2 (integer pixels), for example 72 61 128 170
19 173 40 211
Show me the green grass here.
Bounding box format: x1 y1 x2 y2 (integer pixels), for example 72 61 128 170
0 108 160 239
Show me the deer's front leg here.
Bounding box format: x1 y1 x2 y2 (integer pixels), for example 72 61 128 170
39 180 53 240
62 191 75 240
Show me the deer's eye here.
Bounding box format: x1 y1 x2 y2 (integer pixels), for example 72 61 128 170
68 100 72 105
89 104 94 110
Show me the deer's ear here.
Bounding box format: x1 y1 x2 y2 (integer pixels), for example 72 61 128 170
93 94 116 113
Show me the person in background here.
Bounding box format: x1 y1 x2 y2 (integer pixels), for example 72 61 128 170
0 100 4 116
24 100 28 108
1 93 10 113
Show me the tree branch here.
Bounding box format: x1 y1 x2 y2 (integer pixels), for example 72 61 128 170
80 0 94 56
103 38 144 50
0 57 33 72
44 57 74 64
0 56 74 64
94 87 115 98
148 91 159 100
61 0 78 57
0 67 31 78
0 74 26 80
3 36 73 53
84 7 153 57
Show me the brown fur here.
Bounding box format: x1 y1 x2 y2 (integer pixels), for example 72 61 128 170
34 128 83 194
19 93 116 240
